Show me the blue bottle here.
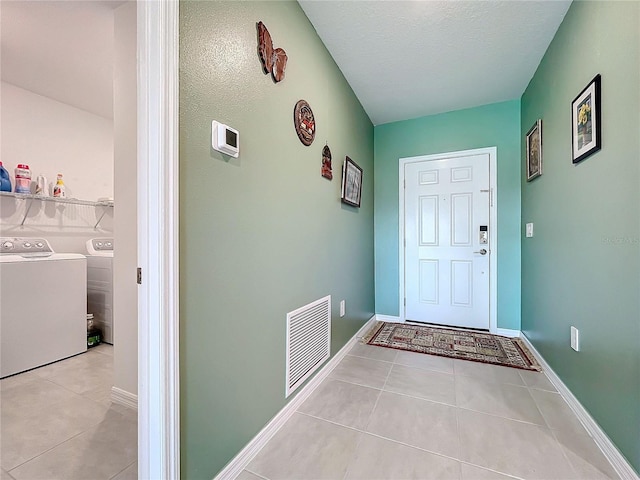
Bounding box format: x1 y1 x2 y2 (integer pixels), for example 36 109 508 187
0 161 12 192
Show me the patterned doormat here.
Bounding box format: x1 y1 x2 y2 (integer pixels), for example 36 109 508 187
363 321 541 371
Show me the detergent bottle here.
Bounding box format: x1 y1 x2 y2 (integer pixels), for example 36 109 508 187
0 162 11 192
53 173 66 198
14 164 31 194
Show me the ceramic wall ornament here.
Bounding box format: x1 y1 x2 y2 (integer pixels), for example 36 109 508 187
321 144 332 180
293 100 316 146
257 21 288 83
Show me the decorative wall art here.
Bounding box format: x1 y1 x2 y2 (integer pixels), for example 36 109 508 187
526 119 542 181
257 21 288 83
572 74 601 164
293 100 316 146
341 156 363 208
321 145 332 180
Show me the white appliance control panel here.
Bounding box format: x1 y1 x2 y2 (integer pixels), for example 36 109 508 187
86 238 114 255
0 238 53 256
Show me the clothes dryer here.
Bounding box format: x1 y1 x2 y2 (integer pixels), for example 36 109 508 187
86 238 114 344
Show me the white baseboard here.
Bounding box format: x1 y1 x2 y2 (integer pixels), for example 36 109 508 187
111 386 138 411
374 314 402 323
495 328 521 338
213 315 378 480
520 335 638 480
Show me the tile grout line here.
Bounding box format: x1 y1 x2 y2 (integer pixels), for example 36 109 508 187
108 459 137 480
336 347 600 472
453 371 462 480
340 347 396 480
345 352 396 365
296 410 462 464
298 409 524 479
548 427 592 480
243 468 270 480
459 463 526 480
331 370 554 428
7 421 96 473
3 345 135 478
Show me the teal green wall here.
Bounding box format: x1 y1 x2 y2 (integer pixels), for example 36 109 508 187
374 101 522 330
179 2 374 478
521 1 640 472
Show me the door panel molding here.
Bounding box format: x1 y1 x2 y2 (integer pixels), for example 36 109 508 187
399 147 497 333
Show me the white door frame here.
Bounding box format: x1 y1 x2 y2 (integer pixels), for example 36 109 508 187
137 1 180 479
398 147 498 333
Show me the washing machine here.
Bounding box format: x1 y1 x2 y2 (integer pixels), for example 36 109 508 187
0 237 87 378
86 238 114 344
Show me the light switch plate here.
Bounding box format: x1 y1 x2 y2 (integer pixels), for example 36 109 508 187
571 326 580 351
526 223 534 238
340 300 345 317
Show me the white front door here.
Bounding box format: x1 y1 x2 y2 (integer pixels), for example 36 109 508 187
403 152 491 330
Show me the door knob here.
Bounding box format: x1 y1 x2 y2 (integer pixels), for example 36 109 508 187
474 249 487 255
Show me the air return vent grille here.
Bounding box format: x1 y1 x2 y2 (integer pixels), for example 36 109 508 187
285 295 331 397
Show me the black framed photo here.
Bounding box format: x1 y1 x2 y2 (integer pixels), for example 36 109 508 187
526 119 542 181
340 156 362 208
572 74 601 164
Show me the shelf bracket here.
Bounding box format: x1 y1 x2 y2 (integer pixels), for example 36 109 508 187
19 197 35 226
94 205 110 229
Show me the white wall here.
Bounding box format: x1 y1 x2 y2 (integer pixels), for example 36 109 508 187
0 82 114 253
1 82 114 201
112 1 138 397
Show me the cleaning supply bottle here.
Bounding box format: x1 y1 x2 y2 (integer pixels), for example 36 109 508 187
53 173 66 198
0 162 11 192
35 175 48 196
14 164 31 194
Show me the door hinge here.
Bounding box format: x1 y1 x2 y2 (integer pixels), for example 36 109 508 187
137 267 142 285
404 297 406 306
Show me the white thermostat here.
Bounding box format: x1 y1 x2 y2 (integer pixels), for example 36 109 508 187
211 120 239 157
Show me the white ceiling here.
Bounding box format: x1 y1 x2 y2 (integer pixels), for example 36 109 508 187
299 0 572 125
1 1 125 120
2 1 571 126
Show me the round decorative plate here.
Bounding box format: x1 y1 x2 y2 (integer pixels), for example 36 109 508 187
293 100 315 146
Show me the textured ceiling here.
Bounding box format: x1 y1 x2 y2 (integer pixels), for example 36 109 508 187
1 1 123 120
2 1 571 126
299 0 572 125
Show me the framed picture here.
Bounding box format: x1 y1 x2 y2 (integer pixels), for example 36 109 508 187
341 156 363 207
572 74 601 164
526 119 542 181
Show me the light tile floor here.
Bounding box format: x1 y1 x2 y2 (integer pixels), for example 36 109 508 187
240 343 619 480
1 344 137 480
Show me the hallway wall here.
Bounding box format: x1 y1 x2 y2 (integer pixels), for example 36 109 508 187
374 100 522 330
521 1 640 472
179 1 374 478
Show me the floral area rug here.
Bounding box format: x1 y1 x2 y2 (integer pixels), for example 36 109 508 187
363 321 541 371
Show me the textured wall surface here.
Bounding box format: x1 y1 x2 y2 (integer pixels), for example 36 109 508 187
179 1 374 478
374 100 522 330
521 1 640 471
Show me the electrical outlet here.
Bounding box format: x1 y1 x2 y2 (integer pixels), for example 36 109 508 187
340 300 345 317
571 326 580 351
